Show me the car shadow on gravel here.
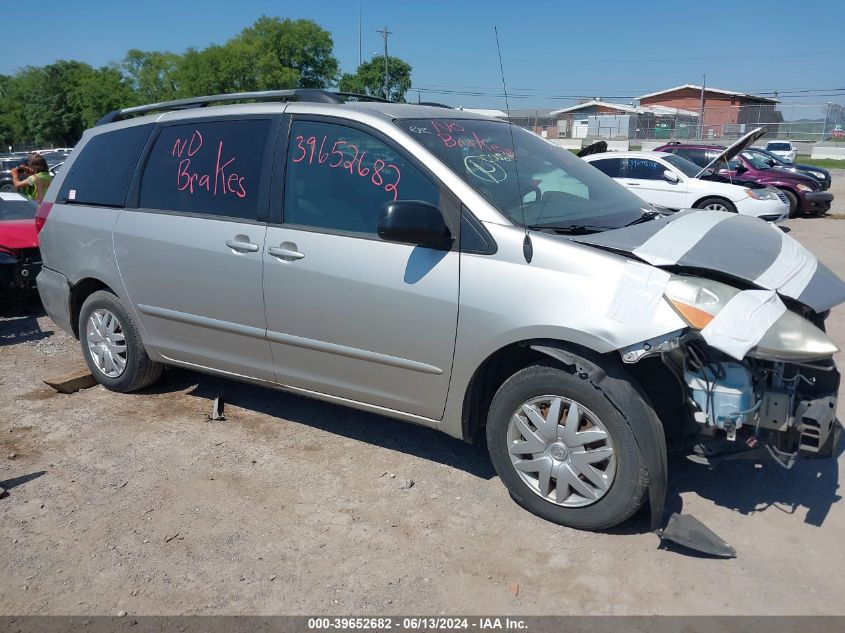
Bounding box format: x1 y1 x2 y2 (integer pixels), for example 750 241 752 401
664 436 843 528
0 470 46 494
141 368 497 480
598 436 843 540
0 300 51 347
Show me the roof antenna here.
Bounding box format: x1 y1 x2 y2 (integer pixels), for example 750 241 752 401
494 26 532 263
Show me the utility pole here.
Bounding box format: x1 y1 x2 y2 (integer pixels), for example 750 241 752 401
377 26 392 100
358 1 362 67
698 73 706 140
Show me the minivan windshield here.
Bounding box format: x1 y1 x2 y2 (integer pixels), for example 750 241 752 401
397 119 649 230
766 142 791 151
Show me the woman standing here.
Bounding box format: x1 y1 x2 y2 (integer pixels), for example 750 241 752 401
11 154 52 202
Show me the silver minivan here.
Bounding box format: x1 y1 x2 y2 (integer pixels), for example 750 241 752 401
35 90 844 536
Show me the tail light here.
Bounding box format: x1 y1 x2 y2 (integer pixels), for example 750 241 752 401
35 202 53 234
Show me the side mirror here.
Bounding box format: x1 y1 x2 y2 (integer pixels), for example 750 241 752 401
377 200 453 250
663 170 680 184
734 164 748 174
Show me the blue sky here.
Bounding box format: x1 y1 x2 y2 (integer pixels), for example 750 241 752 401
4 0 844 111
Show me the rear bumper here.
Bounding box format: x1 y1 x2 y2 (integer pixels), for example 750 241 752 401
801 191 834 213
36 267 74 336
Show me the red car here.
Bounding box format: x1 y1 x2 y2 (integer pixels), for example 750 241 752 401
0 192 41 303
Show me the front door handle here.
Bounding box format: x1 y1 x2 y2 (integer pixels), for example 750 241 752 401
226 238 259 253
625 181 640 186
268 244 305 261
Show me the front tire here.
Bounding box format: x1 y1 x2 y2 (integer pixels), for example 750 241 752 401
779 189 799 217
486 361 649 530
79 290 162 392
694 197 737 213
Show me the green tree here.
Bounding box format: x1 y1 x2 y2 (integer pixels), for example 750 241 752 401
123 49 180 104
0 15 343 147
234 16 339 89
17 62 86 146
172 16 339 97
69 65 135 127
0 74 24 147
339 55 413 102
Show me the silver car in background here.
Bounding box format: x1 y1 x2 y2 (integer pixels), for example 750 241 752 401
35 90 844 538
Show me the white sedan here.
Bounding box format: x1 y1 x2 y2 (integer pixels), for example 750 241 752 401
764 140 798 163
583 151 789 221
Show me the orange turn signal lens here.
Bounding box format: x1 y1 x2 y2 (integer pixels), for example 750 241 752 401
668 300 716 330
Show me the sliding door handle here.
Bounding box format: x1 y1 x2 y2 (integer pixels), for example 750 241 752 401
226 239 259 253
268 245 305 261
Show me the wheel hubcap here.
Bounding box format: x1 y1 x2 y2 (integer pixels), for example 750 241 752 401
507 395 616 507
705 203 728 212
86 308 128 378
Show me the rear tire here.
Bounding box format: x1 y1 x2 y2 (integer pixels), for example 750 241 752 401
79 290 162 392
779 189 799 217
486 361 649 530
693 197 737 213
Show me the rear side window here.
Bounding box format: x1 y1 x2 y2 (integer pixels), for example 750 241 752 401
139 119 272 220
589 158 624 178
58 124 153 206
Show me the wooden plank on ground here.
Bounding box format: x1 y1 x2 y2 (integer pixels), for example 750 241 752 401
43 368 97 394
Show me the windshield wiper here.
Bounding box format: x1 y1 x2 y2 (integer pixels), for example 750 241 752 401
528 223 610 235
623 209 662 227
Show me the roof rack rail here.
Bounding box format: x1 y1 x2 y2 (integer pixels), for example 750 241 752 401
332 91 393 103
95 88 343 126
417 102 453 109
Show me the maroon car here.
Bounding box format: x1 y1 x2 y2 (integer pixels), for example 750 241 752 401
655 129 833 217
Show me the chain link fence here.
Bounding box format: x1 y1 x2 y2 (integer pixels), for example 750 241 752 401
513 103 845 144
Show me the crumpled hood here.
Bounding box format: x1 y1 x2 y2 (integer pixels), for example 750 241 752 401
571 209 845 313
0 219 38 251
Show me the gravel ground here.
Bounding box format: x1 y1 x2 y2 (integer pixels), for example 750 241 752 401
1 215 844 616
825 169 845 214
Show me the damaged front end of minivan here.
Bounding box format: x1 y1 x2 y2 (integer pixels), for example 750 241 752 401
619 279 839 465
573 209 844 554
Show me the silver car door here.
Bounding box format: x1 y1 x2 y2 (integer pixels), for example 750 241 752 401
114 117 278 381
262 118 460 419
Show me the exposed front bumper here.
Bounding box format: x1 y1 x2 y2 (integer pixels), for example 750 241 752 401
801 191 833 214
36 267 74 336
0 252 41 298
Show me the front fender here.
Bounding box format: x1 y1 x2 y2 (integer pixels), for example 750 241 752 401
530 342 667 533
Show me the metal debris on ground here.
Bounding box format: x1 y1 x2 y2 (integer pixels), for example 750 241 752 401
657 513 736 558
208 395 226 421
